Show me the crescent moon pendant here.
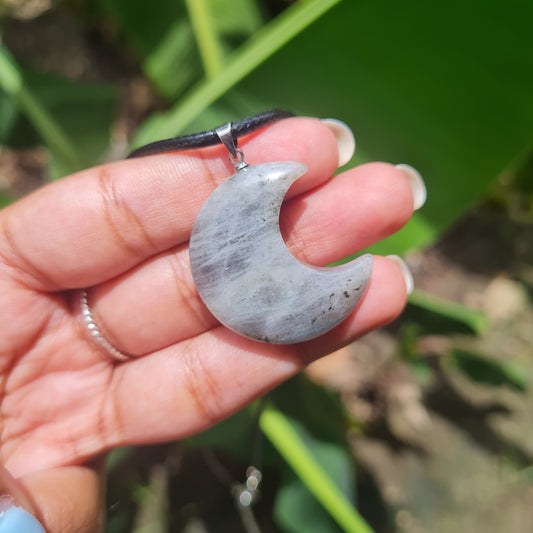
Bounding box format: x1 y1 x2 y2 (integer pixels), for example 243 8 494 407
189 162 373 344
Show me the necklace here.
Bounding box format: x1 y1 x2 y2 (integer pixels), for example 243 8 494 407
129 111 373 343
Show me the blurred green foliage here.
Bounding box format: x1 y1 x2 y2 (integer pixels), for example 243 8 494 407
449 349 529 393
0 0 531 531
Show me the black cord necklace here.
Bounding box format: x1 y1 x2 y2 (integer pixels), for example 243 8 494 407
127 109 294 159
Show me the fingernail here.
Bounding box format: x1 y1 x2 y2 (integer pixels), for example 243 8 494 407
395 164 427 210
321 119 356 167
386 255 414 295
0 501 45 533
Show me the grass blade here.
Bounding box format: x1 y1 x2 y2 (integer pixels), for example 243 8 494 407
260 404 375 533
184 0 224 79
0 44 82 173
133 0 343 146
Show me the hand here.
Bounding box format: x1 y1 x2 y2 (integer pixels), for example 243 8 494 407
0 118 420 532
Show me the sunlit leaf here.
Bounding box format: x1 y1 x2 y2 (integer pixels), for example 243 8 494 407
449 349 529 392
144 17 199 100
275 456 350 533
239 0 533 253
97 0 265 100
0 47 117 177
261 404 374 533
132 0 343 146
19 70 117 174
404 289 489 336
0 46 82 173
0 190 15 208
271 375 348 446
262 377 375 533
211 0 263 38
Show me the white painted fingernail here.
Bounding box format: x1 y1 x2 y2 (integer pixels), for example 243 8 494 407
395 164 427 210
0 503 45 533
321 119 356 167
386 255 414 295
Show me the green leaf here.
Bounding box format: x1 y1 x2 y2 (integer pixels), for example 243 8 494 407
129 0 533 253
239 0 533 251
185 405 258 458
271 380 357 532
21 69 117 174
408 358 435 386
271 374 349 446
0 190 15 208
96 0 188 57
275 454 351 533
97 0 264 101
403 289 489 336
132 0 343 146
107 446 135 471
0 47 117 177
449 349 529 392
0 45 82 173
0 86 18 142
209 0 263 38
185 0 224 78
260 405 375 533
143 17 199 101
97 0 199 100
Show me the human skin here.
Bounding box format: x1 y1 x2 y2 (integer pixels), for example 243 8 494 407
0 118 415 532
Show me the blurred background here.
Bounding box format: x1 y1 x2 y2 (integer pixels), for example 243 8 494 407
0 0 532 532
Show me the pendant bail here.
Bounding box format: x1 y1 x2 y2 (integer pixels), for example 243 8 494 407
215 122 249 171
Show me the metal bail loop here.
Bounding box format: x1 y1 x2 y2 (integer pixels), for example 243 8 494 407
215 122 249 171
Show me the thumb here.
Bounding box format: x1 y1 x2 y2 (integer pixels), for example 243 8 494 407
1 460 106 533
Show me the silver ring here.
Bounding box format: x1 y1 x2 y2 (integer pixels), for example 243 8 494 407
80 290 133 362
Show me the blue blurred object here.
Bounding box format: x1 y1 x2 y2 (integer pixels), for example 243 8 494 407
0 506 46 533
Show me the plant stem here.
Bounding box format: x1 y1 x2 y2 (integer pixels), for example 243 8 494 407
133 0 343 146
260 405 375 533
185 0 224 79
0 44 82 174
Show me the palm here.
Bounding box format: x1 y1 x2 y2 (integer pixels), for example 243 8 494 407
0 287 113 474
0 118 414 532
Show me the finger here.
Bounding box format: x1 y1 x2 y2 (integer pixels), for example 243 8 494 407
14 461 104 533
88 163 415 355
99 257 407 447
280 162 415 265
0 118 339 292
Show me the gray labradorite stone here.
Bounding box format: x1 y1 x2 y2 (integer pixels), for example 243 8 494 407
189 162 373 344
